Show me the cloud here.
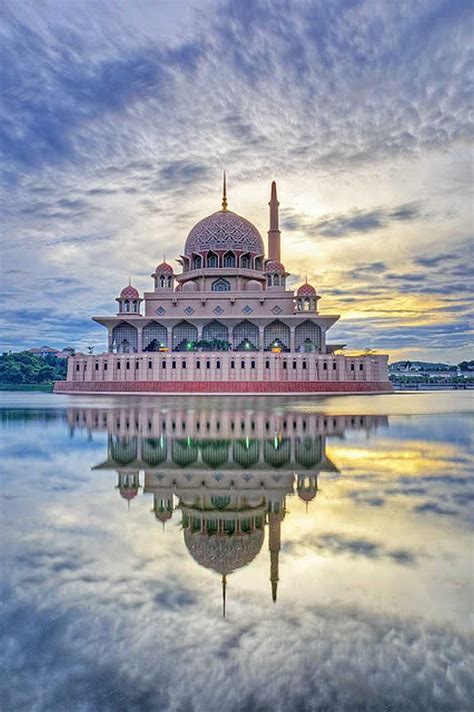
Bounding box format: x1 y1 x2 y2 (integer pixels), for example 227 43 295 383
0 0 472 358
282 202 423 239
287 532 417 565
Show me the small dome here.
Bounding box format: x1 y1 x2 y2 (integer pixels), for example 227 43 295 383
245 279 263 291
120 285 139 299
185 210 264 257
155 262 173 275
297 283 316 297
266 260 286 274
182 280 199 292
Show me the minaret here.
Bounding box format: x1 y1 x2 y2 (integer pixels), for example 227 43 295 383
268 181 281 261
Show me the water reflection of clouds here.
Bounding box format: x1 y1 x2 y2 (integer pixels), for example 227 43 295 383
1 400 473 711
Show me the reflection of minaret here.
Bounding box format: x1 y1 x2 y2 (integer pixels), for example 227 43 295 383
222 574 227 619
268 500 283 603
268 181 281 261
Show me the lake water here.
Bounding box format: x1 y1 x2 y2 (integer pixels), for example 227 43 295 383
1 391 473 712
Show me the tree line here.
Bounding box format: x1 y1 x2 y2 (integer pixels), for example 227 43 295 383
0 351 67 384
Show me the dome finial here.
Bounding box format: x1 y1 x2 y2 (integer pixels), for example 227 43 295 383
128 275 131 287
222 171 228 211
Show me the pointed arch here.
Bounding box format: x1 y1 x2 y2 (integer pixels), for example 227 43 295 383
211 278 231 292
172 321 198 351
112 322 138 353
142 322 168 351
233 320 259 350
202 320 229 348
295 321 321 352
263 320 290 351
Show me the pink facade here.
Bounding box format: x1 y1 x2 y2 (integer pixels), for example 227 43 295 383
56 179 392 395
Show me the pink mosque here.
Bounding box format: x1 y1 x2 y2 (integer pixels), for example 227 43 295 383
56 177 392 395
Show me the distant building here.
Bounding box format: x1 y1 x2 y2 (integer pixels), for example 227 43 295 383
28 346 60 358
56 177 392 395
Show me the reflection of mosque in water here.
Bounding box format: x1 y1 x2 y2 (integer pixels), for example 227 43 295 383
70 407 387 615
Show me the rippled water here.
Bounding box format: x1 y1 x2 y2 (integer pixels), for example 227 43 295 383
1 392 473 712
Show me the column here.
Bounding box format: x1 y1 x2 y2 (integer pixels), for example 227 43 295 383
108 328 114 353
136 326 143 353
290 327 296 353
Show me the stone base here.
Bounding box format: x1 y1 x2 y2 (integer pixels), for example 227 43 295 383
54 380 393 395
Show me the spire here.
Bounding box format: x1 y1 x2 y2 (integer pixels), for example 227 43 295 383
222 574 227 618
222 171 228 211
271 180 278 203
268 180 281 261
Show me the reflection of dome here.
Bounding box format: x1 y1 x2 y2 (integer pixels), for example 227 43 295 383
120 285 139 299
184 210 265 257
297 283 316 296
265 260 286 274
155 510 172 522
155 262 173 274
120 488 138 500
184 528 264 575
298 490 317 502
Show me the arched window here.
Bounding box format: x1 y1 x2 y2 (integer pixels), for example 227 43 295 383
241 254 251 269
207 252 218 268
254 256 263 271
172 321 198 351
167 276 172 288
264 320 290 351
295 321 321 352
273 275 280 286
202 320 229 349
233 320 259 350
211 278 231 292
263 438 291 467
159 276 165 288
143 322 167 351
192 254 202 270
112 323 138 353
223 251 236 268
266 275 272 286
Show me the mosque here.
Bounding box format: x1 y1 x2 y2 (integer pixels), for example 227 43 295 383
55 176 392 394
70 404 388 615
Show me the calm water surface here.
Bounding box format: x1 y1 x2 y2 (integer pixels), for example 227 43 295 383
1 392 473 712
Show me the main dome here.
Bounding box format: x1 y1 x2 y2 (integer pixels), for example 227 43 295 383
184 210 265 256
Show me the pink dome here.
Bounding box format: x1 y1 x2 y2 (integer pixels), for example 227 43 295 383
297 283 316 297
265 260 286 274
155 262 173 275
184 210 264 256
120 285 139 299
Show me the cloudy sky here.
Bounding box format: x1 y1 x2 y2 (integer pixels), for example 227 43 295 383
1 396 473 710
1 0 472 361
